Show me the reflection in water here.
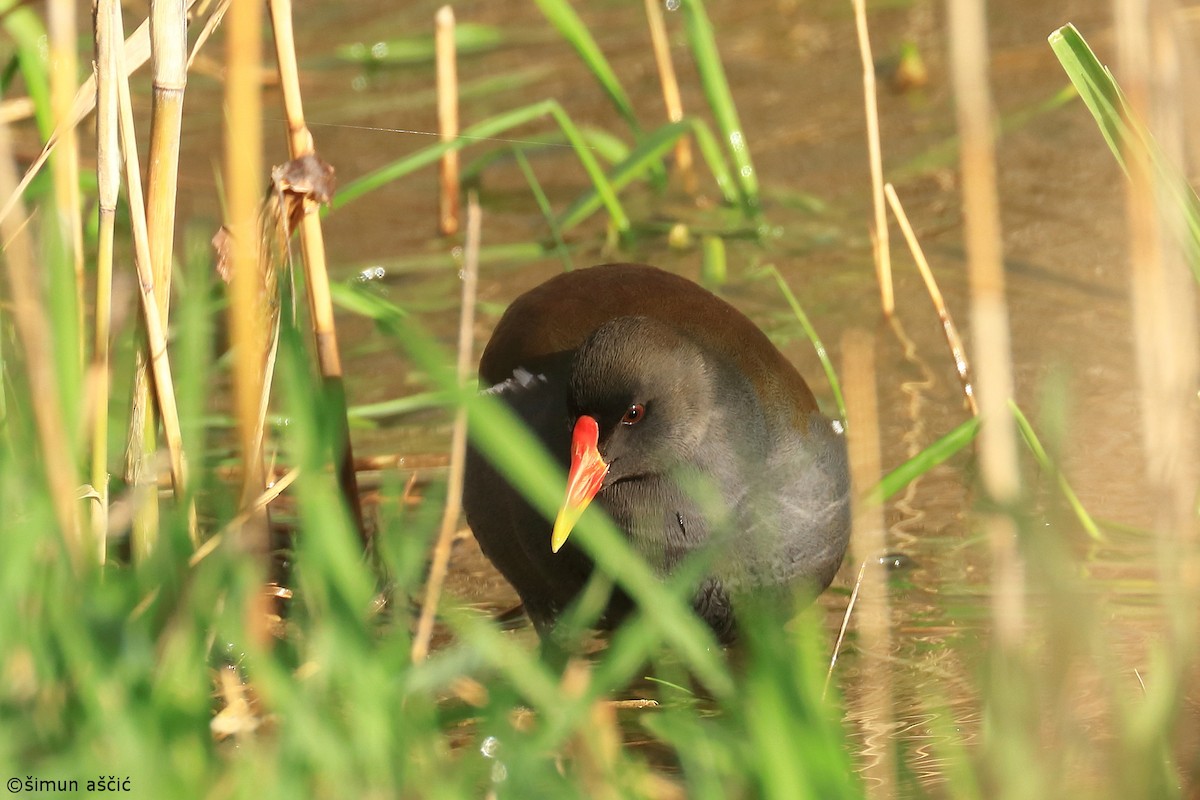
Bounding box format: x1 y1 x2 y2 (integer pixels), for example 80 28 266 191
885 315 940 560
852 684 897 795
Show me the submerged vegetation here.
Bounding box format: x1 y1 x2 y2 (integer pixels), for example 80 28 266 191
0 1 1197 798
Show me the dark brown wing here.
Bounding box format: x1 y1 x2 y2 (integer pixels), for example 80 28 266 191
479 263 819 431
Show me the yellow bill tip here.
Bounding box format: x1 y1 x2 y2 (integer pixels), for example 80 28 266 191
550 522 570 553
551 495 588 553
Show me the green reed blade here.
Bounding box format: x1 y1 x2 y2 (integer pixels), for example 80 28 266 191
554 119 686 233
513 147 574 271
531 0 669 188
277 322 375 612
688 115 740 201
766 266 845 421
679 0 760 213
739 606 862 799
1047 25 1124 166
869 416 982 504
446 608 567 718
1049 23 1200 283
555 117 739 234
347 390 450 420
332 99 630 234
700 234 726 286
532 0 640 135
1009 399 1104 542
3 5 54 140
461 125 629 184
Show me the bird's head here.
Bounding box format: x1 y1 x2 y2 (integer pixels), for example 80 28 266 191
551 316 715 552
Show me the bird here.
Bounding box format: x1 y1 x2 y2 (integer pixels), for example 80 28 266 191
462 263 850 643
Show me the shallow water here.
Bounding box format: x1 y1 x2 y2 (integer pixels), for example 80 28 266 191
169 0 1193 792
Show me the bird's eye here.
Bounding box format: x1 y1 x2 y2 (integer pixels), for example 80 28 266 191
621 403 645 426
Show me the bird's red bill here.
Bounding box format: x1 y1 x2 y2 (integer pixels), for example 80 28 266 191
551 415 608 553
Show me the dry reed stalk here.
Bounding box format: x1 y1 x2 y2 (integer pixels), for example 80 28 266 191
411 191 482 664
850 0 893 317
211 164 297 542
1115 0 1199 647
436 6 460 236
188 467 301 569
0 97 35 124
644 0 696 191
0 0 204 230
91 0 122 563
824 558 867 699
841 329 894 797
883 182 978 415
608 698 659 710
945 0 1024 645
227 0 271 648
48 0 85 357
126 0 191 557
113 2 197 545
188 0 231 70
0 122 81 564
210 0 280 551
268 0 365 541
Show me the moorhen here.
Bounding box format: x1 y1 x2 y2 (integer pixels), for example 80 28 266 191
463 263 850 642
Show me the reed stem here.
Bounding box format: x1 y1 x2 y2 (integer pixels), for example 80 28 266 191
436 6 460 236
127 0 189 557
945 0 1024 646
851 0 893 317
227 0 271 647
1115 0 1199 654
883 182 977 415
412 192 481 664
114 0 197 545
91 0 122 563
268 0 366 542
644 0 695 191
